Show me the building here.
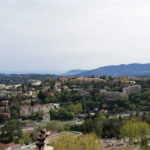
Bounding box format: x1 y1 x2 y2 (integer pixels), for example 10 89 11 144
0 101 10 119
28 80 41 86
43 110 50 122
78 88 89 96
26 91 33 96
43 86 51 90
99 109 108 114
0 143 10 150
12 91 22 94
0 84 5 90
63 85 68 90
123 85 141 95
75 77 105 83
20 103 58 116
9 144 22 150
89 85 93 91
0 91 12 98
20 106 31 116
32 105 42 114
102 139 134 150
54 83 61 90
100 90 128 101
59 78 68 83
44 91 54 97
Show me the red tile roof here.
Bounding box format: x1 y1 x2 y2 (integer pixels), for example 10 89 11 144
32 105 41 108
0 143 9 150
27 130 34 134
21 106 30 109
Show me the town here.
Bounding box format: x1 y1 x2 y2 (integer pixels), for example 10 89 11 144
0 75 150 150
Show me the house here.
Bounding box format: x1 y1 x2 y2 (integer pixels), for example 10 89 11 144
78 90 89 96
63 85 68 90
32 105 41 114
89 85 93 91
43 110 50 122
20 103 57 116
12 91 22 94
20 106 31 116
43 86 51 90
104 86 110 90
99 109 108 114
94 108 99 111
0 101 10 119
0 84 5 90
53 103 60 108
0 91 12 98
44 92 54 97
0 143 9 150
59 78 68 83
28 80 41 86
54 83 61 90
44 104 54 110
56 89 61 92
26 91 33 96
32 95 38 99
102 104 107 108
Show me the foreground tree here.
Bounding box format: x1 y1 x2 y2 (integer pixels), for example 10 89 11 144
50 132 103 150
19 132 31 145
120 122 150 144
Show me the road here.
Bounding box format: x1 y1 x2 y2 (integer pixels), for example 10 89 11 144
21 118 84 132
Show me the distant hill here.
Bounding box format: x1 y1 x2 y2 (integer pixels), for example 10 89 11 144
0 73 5 77
66 69 88 75
77 63 150 77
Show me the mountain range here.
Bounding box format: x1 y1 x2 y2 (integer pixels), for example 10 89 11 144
66 63 150 77
66 69 87 74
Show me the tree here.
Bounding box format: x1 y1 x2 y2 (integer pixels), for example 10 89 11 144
31 100 34 106
140 137 149 149
120 122 150 144
50 132 103 150
32 126 37 142
45 98 50 103
0 114 7 123
19 133 31 145
95 123 103 137
46 121 65 131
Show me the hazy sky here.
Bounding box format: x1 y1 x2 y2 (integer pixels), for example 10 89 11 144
1 0 150 73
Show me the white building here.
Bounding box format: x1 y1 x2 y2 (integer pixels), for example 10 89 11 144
43 110 50 122
0 84 5 89
20 103 58 116
26 91 33 96
32 105 41 114
29 80 41 86
20 106 31 116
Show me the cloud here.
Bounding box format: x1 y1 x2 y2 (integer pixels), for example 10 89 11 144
0 0 150 72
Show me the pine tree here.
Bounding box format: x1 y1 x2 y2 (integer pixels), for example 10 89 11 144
32 126 37 142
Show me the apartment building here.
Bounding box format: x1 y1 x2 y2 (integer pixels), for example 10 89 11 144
20 103 58 116
100 90 128 101
123 85 141 95
75 77 105 83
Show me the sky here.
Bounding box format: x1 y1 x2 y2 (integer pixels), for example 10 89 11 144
0 0 150 74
